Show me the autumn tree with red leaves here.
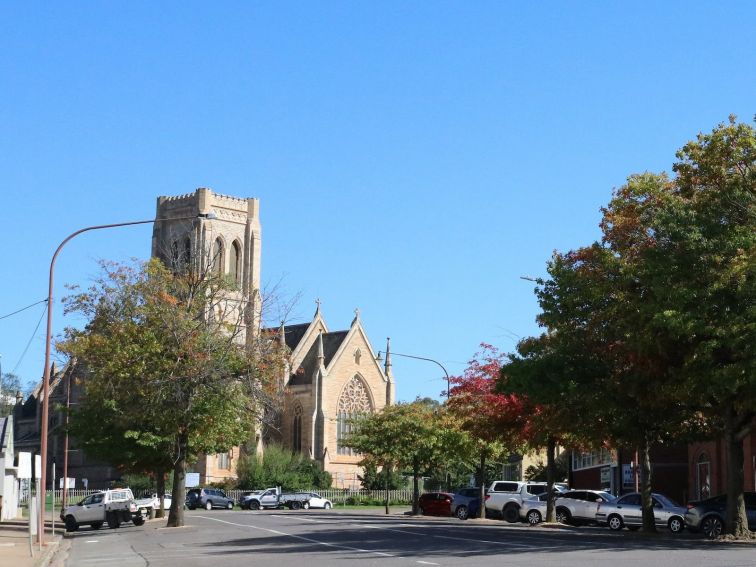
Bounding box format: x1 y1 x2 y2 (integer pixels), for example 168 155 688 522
447 344 529 519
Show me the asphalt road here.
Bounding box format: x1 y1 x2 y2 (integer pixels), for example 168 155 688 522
61 509 755 567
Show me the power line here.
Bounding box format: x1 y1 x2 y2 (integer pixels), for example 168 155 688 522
0 298 48 321
12 302 48 375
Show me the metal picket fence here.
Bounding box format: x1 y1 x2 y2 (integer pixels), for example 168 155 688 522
31 488 414 507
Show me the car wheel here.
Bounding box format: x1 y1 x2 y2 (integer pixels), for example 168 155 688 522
526 509 542 525
324 502 332 510
556 507 571 524
250 500 260 510
226 501 234 510
64 516 79 532
668 516 684 534
607 514 624 531
133 515 145 526
90 522 103 530
701 516 723 539
456 505 469 521
503 506 520 523
290 501 301 510
303 501 310 510
205 501 213 511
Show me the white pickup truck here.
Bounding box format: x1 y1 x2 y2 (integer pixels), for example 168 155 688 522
60 488 144 532
484 481 553 522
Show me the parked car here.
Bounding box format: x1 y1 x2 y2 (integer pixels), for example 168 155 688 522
186 487 235 510
485 481 566 522
239 490 263 509
60 488 143 532
595 492 686 533
555 490 616 525
135 493 173 518
301 492 333 509
684 492 756 538
451 487 481 520
418 492 454 516
519 492 551 525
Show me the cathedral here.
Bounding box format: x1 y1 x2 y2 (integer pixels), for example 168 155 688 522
151 188 394 488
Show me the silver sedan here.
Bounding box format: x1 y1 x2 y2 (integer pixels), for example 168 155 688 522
595 492 686 533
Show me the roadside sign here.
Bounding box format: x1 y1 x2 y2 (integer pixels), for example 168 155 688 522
186 473 200 488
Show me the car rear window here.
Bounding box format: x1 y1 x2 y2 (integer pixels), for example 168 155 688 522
526 485 548 495
492 482 519 492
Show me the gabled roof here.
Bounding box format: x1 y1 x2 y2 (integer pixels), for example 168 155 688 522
288 330 349 386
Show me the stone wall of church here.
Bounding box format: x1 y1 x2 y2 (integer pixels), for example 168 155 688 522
322 331 389 484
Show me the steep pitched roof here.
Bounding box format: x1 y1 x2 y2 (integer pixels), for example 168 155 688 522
287 330 349 386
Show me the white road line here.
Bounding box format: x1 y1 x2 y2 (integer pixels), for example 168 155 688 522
269 514 325 523
195 515 398 558
85 540 99 543
416 562 440 566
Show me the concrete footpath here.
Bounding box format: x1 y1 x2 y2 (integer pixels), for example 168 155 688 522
0 516 67 567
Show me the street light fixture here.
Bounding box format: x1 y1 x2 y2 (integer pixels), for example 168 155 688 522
375 348 450 398
38 212 215 543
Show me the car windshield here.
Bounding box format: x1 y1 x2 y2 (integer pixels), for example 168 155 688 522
653 494 680 508
597 492 616 502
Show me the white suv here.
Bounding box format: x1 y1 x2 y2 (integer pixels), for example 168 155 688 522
485 481 552 522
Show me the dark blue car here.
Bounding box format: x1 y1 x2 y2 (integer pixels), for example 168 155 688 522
451 487 482 520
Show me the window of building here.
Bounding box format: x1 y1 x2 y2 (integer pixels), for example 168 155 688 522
230 240 242 284
213 238 225 276
292 403 303 453
217 452 230 470
183 237 192 269
336 375 373 456
571 448 614 471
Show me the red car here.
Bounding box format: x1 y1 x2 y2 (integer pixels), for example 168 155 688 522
418 492 454 516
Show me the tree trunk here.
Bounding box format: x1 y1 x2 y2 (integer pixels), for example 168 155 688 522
155 469 166 519
545 436 556 523
384 462 390 515
167 436 188 527
724 408 750 538
412 458 420 515
639 436 656 533
478 451 487 520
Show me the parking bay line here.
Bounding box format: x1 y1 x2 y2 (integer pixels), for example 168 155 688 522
268 514 544 552
194 515 398 559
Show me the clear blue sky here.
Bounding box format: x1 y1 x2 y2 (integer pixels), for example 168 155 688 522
1 2 754 402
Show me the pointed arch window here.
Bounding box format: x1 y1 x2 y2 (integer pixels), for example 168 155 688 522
213 238 225 277
230 240 242 284
337 375 373 456
183 237 192 269
292 402 303 453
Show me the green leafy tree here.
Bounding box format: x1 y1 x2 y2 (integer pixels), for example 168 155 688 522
235 443 332 490
358 461 405 490
502 332 605 522
1 372 22 418
345 401 465 514
61 259 283 527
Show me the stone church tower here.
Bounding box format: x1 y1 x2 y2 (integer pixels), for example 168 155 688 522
151 188 262 349
151 188 262 482
151 187 395 487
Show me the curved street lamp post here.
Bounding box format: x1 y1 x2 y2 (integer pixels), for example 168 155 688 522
38 213 213 543
376 349 450 398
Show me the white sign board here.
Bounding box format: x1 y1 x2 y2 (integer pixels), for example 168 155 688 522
34 455 41 480
185 473 200 488
59 477 75 489
600 466 611 484
17 452 32 479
